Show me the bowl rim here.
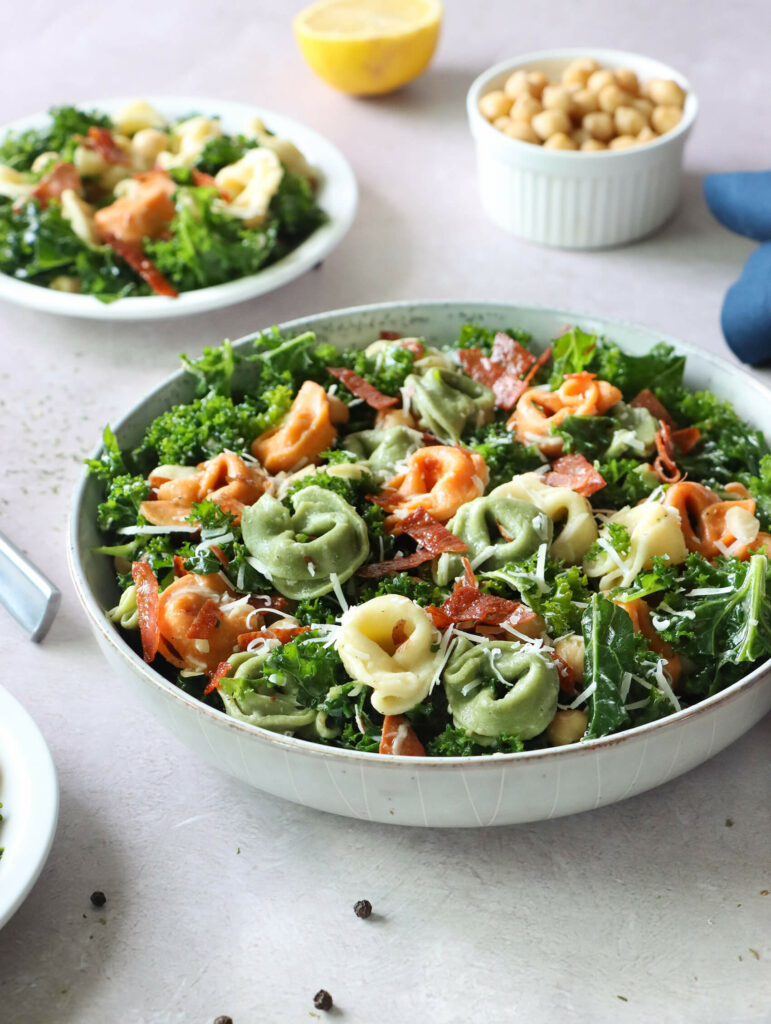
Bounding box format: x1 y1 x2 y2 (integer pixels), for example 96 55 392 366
0 95 358 321
69 299 771 768
466 47 699 160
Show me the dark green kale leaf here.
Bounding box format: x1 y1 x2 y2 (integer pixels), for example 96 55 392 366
585 522 631 562
343 343 416 396
673 391 770 485
269 170 327 248
316 683 380 752
746 454 771 530
194 133 259 175
425 726 524 756
485 557 590 636
182 499 270 593
582 593 637 738
592 457 659 509
549 326 597 386
263 630 349 708
0 105 111 171
86 427 149 531
468 420 543 489
611 555 678 602
593 341 685 406
553 414 616 460
356 572 449 608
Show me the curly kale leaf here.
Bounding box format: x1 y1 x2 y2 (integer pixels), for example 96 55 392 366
485 556 590 637
87 427 149 531
549 326 598 386
316 683 381 751
673 390 770 484
746 454 771 530
269 170 327 248
592 457 660 509
553 415 616 461
263 631 349 709
0 105 111 171
426 726 524 756
457 322 532 356
182 499 270 593
356 572 449 608
468 421 543 489
342 343 417 397
194 133 259 175
593 341 685 406
611 555 678 602
134 393 262 467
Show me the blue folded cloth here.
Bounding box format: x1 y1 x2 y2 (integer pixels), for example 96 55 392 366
704 171 771 242
704 171 771 366
721 244 771 366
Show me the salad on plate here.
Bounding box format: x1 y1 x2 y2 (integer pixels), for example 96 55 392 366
0 101 326 300
87 322 771 756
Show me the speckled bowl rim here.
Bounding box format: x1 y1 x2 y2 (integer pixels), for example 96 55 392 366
467 48 698 160
68 299 770 768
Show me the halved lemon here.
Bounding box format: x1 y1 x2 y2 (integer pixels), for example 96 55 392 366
293 0 443 96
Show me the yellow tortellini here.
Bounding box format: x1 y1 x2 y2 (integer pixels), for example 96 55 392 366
245 117 317 183
0 164 35 201
60 189 99 245
443 639 559 742
583 501 687 589
337 595 442 716
157 116 222 170
112 99 167 137
214 148 284 227
491 473 598 564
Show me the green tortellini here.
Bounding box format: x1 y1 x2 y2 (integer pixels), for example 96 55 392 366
219 649 317 733
443 639 559 742
241 484 369 599
434 494 552 585
108 584 138 629
342 426 423 478
406 367 494 443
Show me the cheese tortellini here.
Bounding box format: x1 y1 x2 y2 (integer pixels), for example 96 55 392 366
0 164 35 201
491 473 598 564
218 648 318 734
406 367 494 443
157 116 222 170
443 639 559 742
112 99 167 137
214 148 284 227
60 189 99 245
342 426 423 478
434 493 552 585
244 117 316 183
583 501 687 589
241 485 369 599
337 595 442 715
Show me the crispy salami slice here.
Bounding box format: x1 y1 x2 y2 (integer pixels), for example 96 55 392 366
653 420 682 483
671 426 701 454
131 561 160 662
326 367 399 409
185 598 221 640
630 389 675 428
396 507 468 555
356 550 436 578
203 660 232 696
379 715 425 756
101 235 178 297
545 453 606 497
31 162 81 208
86 126 131 165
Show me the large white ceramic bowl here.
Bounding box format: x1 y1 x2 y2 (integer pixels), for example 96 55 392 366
68 302 771 827
467 49 698 248
0 685 58 929
0 96 357 320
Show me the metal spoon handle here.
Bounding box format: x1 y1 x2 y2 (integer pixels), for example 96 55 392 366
0 531 61 641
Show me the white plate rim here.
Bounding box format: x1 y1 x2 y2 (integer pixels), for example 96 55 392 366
0 684 58 930
68 298 771 766
0 95 358 321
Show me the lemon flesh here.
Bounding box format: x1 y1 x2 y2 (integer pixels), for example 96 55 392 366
294 0 443 96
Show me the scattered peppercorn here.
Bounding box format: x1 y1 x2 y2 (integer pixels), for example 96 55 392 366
354 899 373 919
213 1017 233 1024
314 990 333 1011
90 891 106 908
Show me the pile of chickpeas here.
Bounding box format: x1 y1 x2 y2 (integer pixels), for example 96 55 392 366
479 57 687 151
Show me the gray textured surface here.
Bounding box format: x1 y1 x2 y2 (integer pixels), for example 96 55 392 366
0 1 769 1021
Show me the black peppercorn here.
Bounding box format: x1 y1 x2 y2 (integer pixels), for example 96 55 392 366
213 1017 233 1024
353 899 372 919
89 891 106 908
314 990 333 1011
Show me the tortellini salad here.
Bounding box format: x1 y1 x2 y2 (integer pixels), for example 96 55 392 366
89 320 771 757
0 100 326 300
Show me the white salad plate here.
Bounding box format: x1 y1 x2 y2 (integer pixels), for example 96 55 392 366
0 96 358 321
68 301 771 827
0 685 58 929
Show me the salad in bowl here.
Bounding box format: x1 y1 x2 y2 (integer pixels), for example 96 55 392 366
84 316 771 760
0 99 334 307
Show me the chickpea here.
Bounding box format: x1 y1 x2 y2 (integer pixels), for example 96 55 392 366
511 92 543 123
587 68 616 93
614 68 639 95
651 104 683 134
614 105 646 136
479 90 512 121
571 128 592 146
570 87 599 119
493 115 513 131
647 78 686 108
582 110 615 141
632 97 654 122
503 120 540 144
131 128 169 171
554 635 584 681
581 138 607 151
562 57 600 88
532 108 572 140
49 275 81 293
598 84 633 113
637 125 659 143
542 84 574 113
609 134 638 150
503 70 533 99
547 710 588 747
527 71 549 99
543 131 577 150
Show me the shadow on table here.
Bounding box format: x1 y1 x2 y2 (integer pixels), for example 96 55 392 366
0 787 127 1024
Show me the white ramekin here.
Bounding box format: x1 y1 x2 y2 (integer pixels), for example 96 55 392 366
467 48 698 249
